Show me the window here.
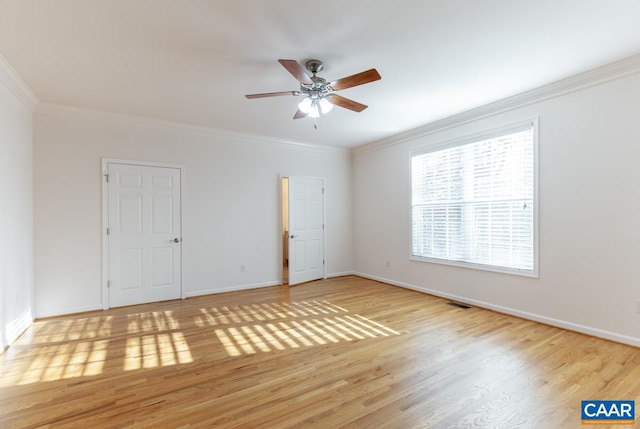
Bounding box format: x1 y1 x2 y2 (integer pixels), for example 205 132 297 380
411 121 537 275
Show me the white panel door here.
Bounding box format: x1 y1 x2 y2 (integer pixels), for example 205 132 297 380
288 177 324 285
107 163 181 307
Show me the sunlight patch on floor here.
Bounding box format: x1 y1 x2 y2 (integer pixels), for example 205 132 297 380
29 316 114 344
7 339 110 386
124 332 192 370
205 300 402 356
0 300 399 386
124 311 192 370
0 315 115 386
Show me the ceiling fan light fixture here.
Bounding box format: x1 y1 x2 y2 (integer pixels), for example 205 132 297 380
308 100 320 118
298 97 312 113
319 97 333 114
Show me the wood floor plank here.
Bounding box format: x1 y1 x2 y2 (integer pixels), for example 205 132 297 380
1 276 639 428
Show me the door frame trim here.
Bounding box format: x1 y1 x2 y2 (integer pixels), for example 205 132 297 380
279 175 327 285
101 158 186 310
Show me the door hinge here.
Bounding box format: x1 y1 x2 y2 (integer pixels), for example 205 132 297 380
322 188 325 194
323 259 325 265
106 227 110 235
107 280 111 288
104 173 109 183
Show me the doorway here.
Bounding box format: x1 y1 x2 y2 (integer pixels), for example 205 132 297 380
103 160 183 308
282 177 289 284
281 176 325 286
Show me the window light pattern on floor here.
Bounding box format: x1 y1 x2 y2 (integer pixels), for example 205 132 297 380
5 316 114 386
196 300 402 357
124 311 193 371
0 299 401 386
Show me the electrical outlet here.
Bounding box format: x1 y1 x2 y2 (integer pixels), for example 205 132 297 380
240 265 246 272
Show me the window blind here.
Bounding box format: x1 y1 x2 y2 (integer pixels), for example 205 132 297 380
411 124 535 272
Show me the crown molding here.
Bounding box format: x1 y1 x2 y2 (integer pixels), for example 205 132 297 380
0 54 39 112
354 54 640 155
35 102 350 155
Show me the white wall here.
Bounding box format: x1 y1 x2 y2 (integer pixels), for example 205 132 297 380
353 67 640 346
34 105 353 317
0 59 35 349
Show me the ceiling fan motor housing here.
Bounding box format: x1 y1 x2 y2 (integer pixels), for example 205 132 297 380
305 59 324 74
303 59 329 96
298 60 329 97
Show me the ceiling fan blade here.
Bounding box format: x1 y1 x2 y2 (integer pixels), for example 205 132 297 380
327 94 368 112
329 68 381 91
278 59 314 85
293 109 308 119
245 91 299 99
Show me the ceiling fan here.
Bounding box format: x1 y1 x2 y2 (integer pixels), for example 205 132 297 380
245 59 381 120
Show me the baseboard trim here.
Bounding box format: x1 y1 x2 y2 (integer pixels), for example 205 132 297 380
354 272 640 348
4 311 33 348
35 304 103 320
326 271 356 279
185 280 282 298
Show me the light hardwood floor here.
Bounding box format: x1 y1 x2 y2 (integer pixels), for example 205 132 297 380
1 276 639 428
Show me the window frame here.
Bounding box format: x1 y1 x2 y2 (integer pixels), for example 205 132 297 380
409 118 539 278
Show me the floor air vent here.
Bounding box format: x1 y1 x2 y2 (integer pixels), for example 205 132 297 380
446 301 471 309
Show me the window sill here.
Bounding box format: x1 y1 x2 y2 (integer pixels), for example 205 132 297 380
409 255 539 278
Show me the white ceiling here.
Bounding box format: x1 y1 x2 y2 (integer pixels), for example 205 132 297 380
1 1 639 149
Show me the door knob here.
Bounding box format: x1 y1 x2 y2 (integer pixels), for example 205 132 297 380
290 234 297 239
173 238 181 243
